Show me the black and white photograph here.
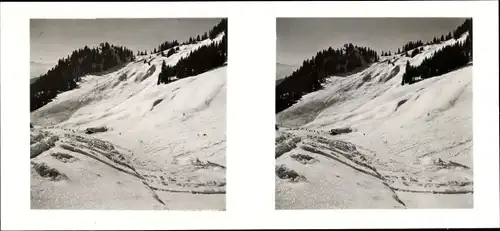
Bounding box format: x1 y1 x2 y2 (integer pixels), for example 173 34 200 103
275 18 473 209
2 0 499 229
30 18 227 210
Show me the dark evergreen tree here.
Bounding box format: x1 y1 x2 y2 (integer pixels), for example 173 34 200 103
276 43 378 113
166 48 176 57
31 42 135 111
453 18 472 39
402 60 413 85
157 60 171 85
157 40 180 52
401 21 472 86
208 18 227 39
401 40 424 53
446 32 452 40
156 19 228 85
410 48 420 57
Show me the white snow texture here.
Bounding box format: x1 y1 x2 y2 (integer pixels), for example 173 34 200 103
276 32 473 209
30 34 226 210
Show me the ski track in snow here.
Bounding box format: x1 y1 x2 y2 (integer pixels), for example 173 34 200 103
30 34 226 210
276 33 472 209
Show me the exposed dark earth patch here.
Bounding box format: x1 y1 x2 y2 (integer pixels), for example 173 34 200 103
276 164 306 182
329 127 352 136
51 152 79 163
31 161 69 181
291 153 318 164
151 98 164 111
85 126 108 134
395 99 408 111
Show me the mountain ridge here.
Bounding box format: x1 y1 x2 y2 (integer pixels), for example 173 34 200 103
30 20 228 210
275 26 473 209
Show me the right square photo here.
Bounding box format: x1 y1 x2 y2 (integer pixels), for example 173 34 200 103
275 18 473 209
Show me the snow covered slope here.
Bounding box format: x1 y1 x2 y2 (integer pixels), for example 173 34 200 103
276 33 472 209
31 34 226 210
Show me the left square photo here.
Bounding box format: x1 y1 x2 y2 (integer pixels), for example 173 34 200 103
30 18 227 210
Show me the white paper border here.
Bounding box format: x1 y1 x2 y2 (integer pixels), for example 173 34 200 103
1 1 499 229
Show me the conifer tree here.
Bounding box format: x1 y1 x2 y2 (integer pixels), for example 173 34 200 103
31 42 135 111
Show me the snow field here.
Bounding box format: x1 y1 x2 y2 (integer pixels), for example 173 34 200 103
30 34 227 210
276 33 473 209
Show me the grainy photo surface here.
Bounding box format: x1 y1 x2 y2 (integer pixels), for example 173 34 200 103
275 18 473 209
30 18 227 210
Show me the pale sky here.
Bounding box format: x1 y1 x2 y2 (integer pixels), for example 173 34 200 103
30 18 223 78
277 18 467 65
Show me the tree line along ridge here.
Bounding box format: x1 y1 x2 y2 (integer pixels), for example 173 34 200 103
30 19 227 112
276 18 472 114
